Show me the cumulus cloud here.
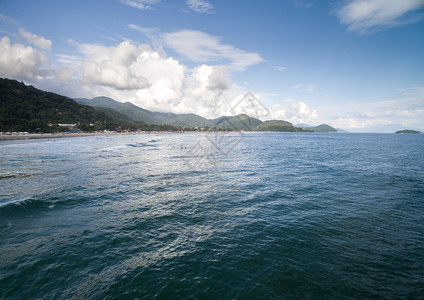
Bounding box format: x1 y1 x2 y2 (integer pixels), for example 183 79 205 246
79 41 153 90
0 26 262 119
337 0 424 34
57 40 238 117
162 30 263 71
119 0 160 10
186 0 214 13
19 29 52 50
0 36 47 81
269 101 318 125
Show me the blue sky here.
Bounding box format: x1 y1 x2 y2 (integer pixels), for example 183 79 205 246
1 0 423 132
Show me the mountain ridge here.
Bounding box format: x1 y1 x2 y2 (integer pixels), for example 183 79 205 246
75 96 265 130
1 78 339 133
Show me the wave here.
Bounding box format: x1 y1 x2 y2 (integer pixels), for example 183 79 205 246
0 171 34 180
100 141 157 152
100 145 128 152
127 141 157 148
0 193 86 222
0 197 56 216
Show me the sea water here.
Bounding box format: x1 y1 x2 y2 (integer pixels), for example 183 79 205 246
1 132 423 299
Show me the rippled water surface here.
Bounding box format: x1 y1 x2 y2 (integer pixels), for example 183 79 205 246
1 132 423 299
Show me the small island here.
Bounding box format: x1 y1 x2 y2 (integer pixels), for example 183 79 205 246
395 129 422 134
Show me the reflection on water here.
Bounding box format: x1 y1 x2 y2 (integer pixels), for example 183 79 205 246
1 133 424 299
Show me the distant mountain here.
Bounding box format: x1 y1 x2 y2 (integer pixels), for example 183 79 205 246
0 80 341 134
0 78 116 132
212 114 263 130
257 120 303 132
395 129 422 134
76 96 263 130
76 97 208 127
336 128 350 133
76 96 341 132
295 123 312 128
300 124 337 132
76 97 164 125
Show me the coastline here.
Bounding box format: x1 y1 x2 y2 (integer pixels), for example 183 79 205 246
0 131 178 141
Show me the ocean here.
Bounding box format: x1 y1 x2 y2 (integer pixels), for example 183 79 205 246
1 132 423 299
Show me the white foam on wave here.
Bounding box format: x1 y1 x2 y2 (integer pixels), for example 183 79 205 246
100 145 129 152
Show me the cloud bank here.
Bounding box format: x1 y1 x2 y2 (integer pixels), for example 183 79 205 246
320 87 424 132
4 26 420 132
0 28 266 118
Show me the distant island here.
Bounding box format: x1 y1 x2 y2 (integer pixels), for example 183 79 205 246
395 129 422 134
1 78 338 134
296 124 338 133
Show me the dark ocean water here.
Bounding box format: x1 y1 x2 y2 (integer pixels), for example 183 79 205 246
1 132 423 299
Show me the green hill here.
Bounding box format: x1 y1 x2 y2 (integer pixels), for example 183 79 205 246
395 129 422 134
301 124 337 132
211 114 263 130
0 78 117 132
256 120 304 132
76 97 210 127
76 97 163 125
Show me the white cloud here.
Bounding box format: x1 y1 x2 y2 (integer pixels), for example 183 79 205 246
0 36 48 81
162 30 263 71
320 87 424 132
337 0 424 34
19 29 52 50
293 84 315 92
120 0 160 10
128 24 160 37
186 0 214 13
269 101 318 125
79 41 154 90
49 40 239 118
0 13 18 26
276 66 287 72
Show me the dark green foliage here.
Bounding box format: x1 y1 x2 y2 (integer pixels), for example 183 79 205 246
0 78 118 132
300 124 337 132
395 129 422 134
211 114 263 130
256 120 304 132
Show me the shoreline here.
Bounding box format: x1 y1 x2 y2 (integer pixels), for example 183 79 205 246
0 132 93 141
0 131 177 141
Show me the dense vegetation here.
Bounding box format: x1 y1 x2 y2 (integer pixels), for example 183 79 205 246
395 129 422 134
299 124 337 132
0 79 181 132
0 78 114 132
256 120 304 132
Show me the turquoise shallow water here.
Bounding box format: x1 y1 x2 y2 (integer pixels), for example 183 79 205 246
1 132 424 299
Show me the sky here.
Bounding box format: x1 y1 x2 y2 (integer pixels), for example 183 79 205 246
0 0 423 132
